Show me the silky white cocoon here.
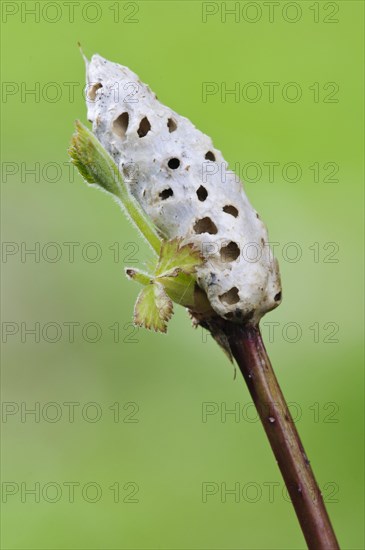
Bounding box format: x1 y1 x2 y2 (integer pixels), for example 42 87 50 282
85 54 281 323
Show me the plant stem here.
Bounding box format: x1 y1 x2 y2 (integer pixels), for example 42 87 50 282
222 322 340 549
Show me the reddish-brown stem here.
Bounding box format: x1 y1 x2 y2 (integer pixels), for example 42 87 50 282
220 321 340 549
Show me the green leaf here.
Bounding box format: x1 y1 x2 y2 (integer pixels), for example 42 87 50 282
158 271 196 308
69 121 162 255
156 238 204 278
69 120 121 195
134 282 173 333
125 268 152 286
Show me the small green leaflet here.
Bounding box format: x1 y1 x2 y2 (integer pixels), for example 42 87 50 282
127 238 204 332
156 238 203 278
134 282 173 333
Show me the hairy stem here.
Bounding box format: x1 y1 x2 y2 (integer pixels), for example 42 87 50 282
222 322 339 549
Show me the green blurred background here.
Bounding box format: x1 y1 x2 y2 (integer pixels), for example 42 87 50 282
1 1 364 548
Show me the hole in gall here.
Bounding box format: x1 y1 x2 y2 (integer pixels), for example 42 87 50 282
205 151 216 161
220 242 240 262
159 188 174 200
219 287 240 305
168 158 180 169
196 186 208 201
112 112 129 139
223 205 238 217
193 217 218 235
137 116 151 138
167 118 177 132
88 82 102 101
